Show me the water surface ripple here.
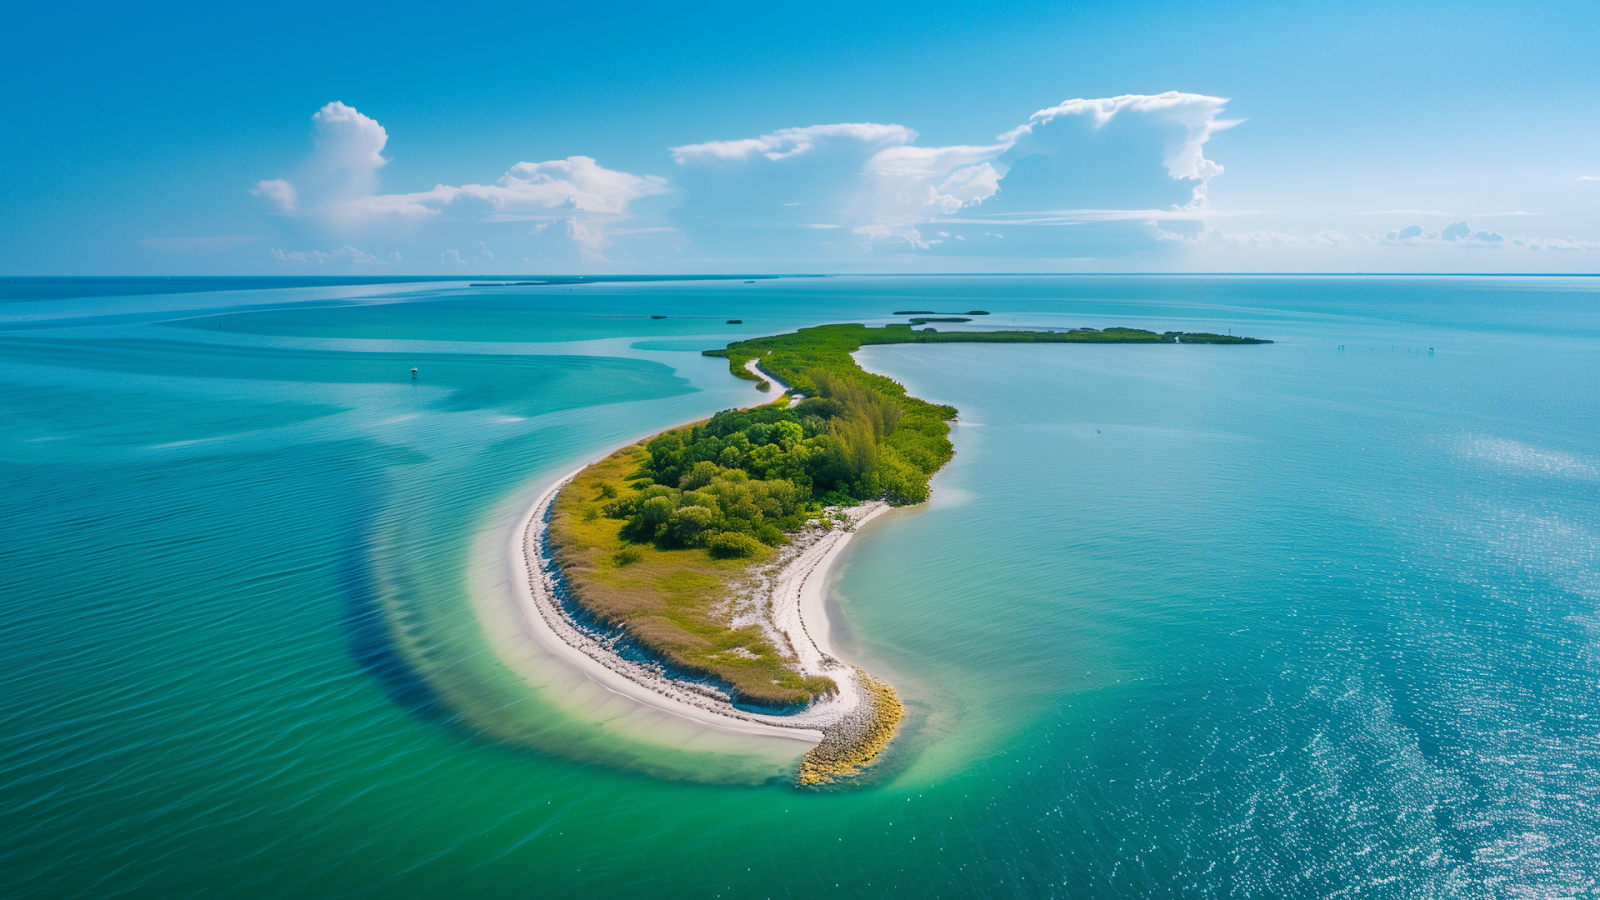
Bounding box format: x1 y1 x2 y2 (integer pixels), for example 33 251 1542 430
3 275 1599 898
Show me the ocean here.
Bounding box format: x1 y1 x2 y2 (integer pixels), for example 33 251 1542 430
3 274 1599 898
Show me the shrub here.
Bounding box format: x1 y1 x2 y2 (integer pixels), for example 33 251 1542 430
613 547 643 566
667 505 720 546
678 460 722 491
708 532 766 559
639 495 676 528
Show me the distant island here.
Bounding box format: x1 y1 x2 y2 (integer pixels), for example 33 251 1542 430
521 323 1270 785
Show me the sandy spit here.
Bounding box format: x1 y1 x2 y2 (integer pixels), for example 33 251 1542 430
507 361 887 745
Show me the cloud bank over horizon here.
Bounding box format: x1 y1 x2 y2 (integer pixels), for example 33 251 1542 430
245 95 1599 271
11 0 1599 277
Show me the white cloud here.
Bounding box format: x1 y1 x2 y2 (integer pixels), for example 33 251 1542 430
307 101 389 189
432 157 669 215
253 102 392 223
1379 219 1505 245
264 153 668 226
565 217 610 260
271 245 386 265
852 223 938 249
251 179 298 213
255 102 669 259
1160 226 1350 248
865 143 1009 178
670 92 1243 256
670 123 916 164
257 94 1257 263
924 163 1003 212
851 222 934 248
1181 221 1600 253
1580 176 1600 181
1007 91 1237 208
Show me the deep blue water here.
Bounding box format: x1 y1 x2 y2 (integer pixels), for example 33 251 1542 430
3 275 1599 898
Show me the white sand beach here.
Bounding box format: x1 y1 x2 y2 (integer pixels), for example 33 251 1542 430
497 358 892 756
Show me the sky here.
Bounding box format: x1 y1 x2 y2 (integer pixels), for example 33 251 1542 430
2 0 1597 275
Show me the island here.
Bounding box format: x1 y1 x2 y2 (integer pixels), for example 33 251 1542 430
520 323 1269 786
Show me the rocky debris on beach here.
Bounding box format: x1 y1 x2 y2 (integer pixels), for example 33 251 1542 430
797 670 903 786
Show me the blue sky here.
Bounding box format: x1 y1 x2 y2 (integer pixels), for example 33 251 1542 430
3 0 1597 275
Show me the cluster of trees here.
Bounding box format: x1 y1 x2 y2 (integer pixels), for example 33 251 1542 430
602 322 1269 558
603 384 950 556
605 332 963 556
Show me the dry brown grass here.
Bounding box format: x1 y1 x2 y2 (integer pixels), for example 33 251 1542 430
548 440 836 707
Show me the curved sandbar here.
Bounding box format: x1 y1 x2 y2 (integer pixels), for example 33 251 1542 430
502 323 1269 783
513 356 903 784
513 468 890 743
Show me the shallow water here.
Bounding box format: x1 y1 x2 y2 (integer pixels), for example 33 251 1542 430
4 275 1600 897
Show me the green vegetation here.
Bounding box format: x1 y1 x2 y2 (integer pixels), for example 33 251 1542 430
549 444 838 709
704 322 1268 500
550 320 1269 713
908 317 972 325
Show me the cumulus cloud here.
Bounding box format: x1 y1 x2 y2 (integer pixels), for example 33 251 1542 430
253 102 392 223
254 102 669 258
306 101 389 190
668 92 1240 257
1380 219 1505 245
564 217 611 260
253 93 1265 264
923 163 1003 212
1004 91 1238 208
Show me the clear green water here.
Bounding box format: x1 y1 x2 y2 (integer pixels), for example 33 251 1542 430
4 275 1600 898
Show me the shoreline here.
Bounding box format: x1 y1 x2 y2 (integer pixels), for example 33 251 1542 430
507 364 896 761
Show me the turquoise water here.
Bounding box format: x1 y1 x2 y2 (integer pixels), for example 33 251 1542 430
4 275 1600 897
